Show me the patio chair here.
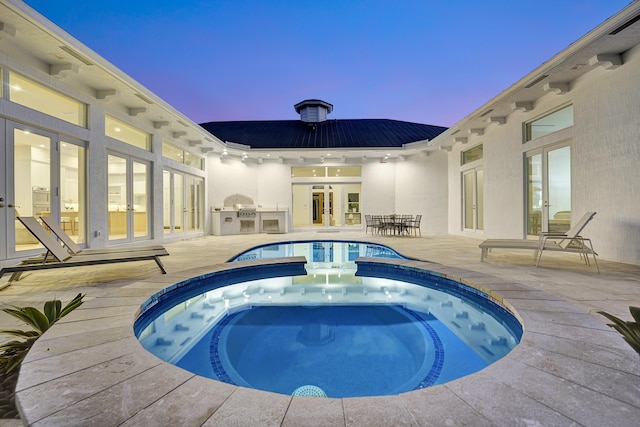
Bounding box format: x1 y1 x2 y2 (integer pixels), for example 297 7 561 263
364 215 374 234
408 215 422 236
40 216 164 255
0 217 169 282
479 212 599 272
371 215 384 234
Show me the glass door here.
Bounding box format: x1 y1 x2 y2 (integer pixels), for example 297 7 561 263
462 168 484 232
312 186 335 226
313 185 337 227
0 120 5 260
186 175 204 232
526 143 571 235
163 170 184 234
293 183 361 229
107 153 150 242
9 124 53 257
59 140 86 244
2 121 87 258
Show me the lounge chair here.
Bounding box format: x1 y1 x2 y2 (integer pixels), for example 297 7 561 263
40 216 164 255
479 212 599 272
0 217 169 282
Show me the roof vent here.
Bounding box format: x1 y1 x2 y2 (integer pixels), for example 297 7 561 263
294 99 333 123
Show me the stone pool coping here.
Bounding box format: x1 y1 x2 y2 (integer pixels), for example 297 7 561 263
15 257 640 426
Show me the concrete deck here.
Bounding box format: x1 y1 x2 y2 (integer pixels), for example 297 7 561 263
1 232 639 426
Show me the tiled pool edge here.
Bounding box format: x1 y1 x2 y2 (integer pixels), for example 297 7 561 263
15 258 640 426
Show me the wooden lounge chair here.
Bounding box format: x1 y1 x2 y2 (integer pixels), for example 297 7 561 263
0 217 169 282
479 212 599 272
40 216 164 255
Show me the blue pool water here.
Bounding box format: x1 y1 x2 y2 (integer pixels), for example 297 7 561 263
177 304 488 398
135 241 522 398
229 240 407 263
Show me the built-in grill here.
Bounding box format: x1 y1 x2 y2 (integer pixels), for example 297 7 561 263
234 204 257 218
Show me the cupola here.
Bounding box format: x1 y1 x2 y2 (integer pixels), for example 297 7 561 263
294 99 333 123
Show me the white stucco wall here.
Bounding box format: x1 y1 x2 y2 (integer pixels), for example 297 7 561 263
206 157 449 235
208 157 260 209
446 44 640 264
571 44 640 264
361 162 397 217
256 162 292 211
396 152 448 235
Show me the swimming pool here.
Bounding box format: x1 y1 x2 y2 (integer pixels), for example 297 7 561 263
135 241 522 398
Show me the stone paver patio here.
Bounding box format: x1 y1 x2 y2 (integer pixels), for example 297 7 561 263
1 232 639 426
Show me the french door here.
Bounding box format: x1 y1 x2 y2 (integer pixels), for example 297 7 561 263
462 167 484 232
2 121 86 259
312 186 334 226
526 142 572 236
107 153 150 242
163 169 204 234
292 183 362 229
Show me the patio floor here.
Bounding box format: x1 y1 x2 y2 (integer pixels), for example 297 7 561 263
1 231 639 426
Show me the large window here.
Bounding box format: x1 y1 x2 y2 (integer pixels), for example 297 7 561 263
9 72 87 127
525 105 573 141
105 115 150 150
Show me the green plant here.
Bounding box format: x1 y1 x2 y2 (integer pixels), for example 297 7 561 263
594 306 640 356
0 293 84 373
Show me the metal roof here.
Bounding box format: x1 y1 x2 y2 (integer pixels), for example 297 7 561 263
199 119 448 149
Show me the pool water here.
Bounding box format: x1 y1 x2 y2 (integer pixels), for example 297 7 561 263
230 240 406 263
177 304 488 398
135 240 522 398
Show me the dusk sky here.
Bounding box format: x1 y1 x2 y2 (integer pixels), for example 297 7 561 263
24 0 632 127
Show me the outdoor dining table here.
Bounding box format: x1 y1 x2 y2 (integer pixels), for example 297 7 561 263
375 215 414 236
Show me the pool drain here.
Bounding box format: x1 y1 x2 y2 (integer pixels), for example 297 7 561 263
292 385 327 397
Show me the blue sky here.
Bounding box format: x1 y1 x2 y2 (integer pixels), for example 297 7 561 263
24 0 632 126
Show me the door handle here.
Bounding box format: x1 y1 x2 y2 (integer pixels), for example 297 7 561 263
8 204 20 208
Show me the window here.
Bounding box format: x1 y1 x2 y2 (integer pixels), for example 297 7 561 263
292 167 323 177
162 141 183 162
105 115 150 150
525 104 573 141
328 166 361 177
291 166 361 178
162 141 204 170
461 144 483 165
9 72 87 127
184 151 203 169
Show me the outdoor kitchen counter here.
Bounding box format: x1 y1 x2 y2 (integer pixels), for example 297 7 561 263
212 209 288 235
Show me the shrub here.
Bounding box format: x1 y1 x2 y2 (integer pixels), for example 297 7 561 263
594 306 640 356
0 293 85 372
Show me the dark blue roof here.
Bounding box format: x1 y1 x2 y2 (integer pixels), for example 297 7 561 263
199 119 448 149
